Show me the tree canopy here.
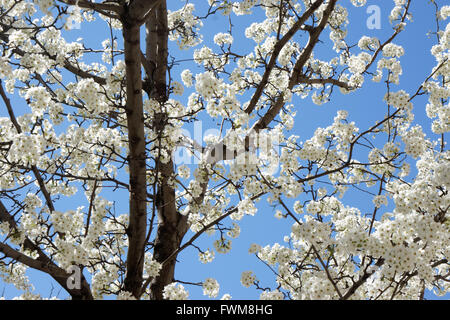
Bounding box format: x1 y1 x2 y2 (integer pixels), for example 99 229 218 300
0 0 449 300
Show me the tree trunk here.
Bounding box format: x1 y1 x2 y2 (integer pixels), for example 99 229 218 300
150 157 189 300
145 1 189 300
123 20 148 298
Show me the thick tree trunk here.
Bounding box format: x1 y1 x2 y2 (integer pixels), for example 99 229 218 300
145 1 189 300
150 158 189 300
123 21 148 297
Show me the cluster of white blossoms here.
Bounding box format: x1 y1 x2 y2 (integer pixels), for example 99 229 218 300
35 0 54 13
75 79 108 115
296 110 358 170
101 39 118 64
220 293 232 300
240 271 257 288
383 43 405 58
202 278 220 298
193 46 225 70
214 32 234 46
232 0 258 16
390 0 412 25
258 243 295 266
116 291 136 300
163 283 189 300
19 53 50 76
350 0 367 7
374 57 403 84
348 52 371 75
213 238 232 254
181 69 193 87
168 3 203 49
199 249 215 264
424 17 450 134
260 290 284 300
278 41 299 67
24 86 52 117
439 6 450 20
230 198 257 220
8 30 29 46
384 90 412 110
177 164 190 179
424 82 450 134
0 57 12 78
91 260 121 299
400 125 430 159
144 253 162 278
0 264 34 293
195 71 223 101
245 21 270 44
372 195 388 208
358 36 380 51
50 209 84 235
171 81 184 96
8 133 45 166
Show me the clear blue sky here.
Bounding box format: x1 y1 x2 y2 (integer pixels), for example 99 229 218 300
1 0 448 300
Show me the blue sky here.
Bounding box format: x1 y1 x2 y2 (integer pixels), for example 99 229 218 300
1 0 449 300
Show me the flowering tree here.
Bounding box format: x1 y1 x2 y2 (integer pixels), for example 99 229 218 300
0 0 449 300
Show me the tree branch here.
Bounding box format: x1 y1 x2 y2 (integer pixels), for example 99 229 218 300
244 0 326 115
58 0 123 18
0 201 93 299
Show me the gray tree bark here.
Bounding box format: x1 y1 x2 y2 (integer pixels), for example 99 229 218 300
122 19 147 298
144 1 189 300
